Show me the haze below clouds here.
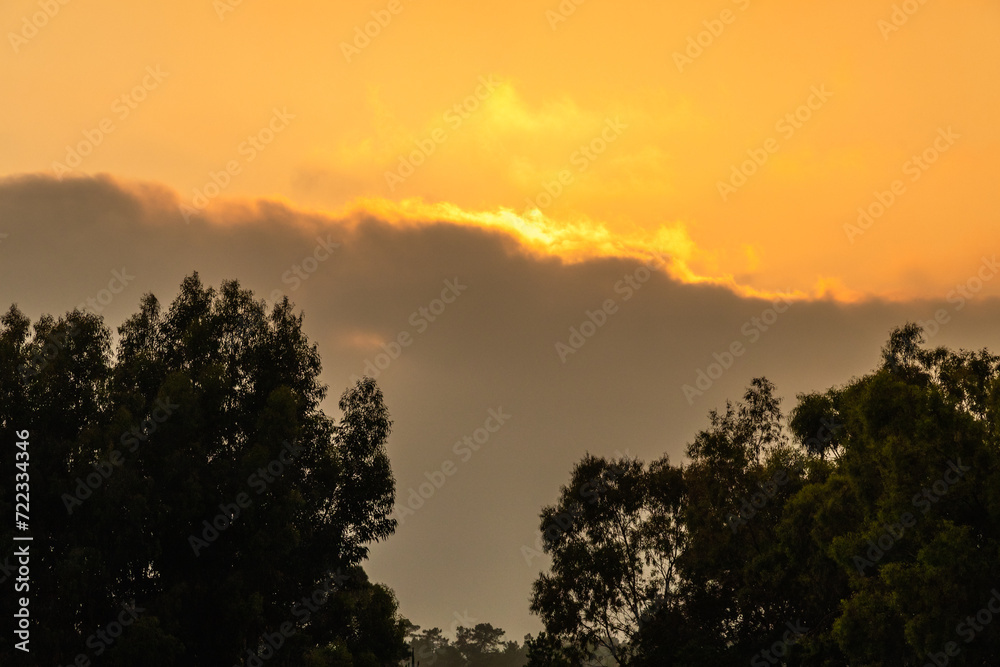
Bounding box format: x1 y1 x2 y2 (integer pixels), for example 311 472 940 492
2 175 998 639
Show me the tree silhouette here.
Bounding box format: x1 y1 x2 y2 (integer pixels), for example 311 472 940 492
529 453 685 665
529 325 1000 665
407 622 529 667
0 273 407 665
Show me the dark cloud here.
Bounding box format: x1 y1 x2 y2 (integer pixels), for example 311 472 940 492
2 174 997 639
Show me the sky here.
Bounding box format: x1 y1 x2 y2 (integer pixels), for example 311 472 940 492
2 0 999 643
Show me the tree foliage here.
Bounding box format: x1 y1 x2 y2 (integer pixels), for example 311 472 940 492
529 325 1000 666
528 453 685 665
0 273 407 665
407 622 529 667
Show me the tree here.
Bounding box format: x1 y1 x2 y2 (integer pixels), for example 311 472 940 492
821 325 1000 663
524 631 575 667
529 325 1000 665
407 623 528 667
0 273 408 665
672 378 818 665
528 453 685 665
409 626 466 667
456 623 528 667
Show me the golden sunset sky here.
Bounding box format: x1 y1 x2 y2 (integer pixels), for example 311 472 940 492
4 0 1000 642
4 0 999 302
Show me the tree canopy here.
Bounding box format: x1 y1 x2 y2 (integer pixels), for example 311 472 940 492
406 622 529 667
529 324 1000 665
0 273 407 666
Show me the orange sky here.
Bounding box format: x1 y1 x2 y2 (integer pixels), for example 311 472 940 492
3 0 999 301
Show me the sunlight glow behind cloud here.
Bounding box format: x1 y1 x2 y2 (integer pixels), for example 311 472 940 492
2 0 998 302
